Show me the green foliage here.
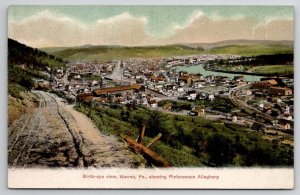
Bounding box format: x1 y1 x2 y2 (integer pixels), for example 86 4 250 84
8 38 66 70
43 44 293 61
194 97 235 113
143 137 203 167
75 103 293 167
43 45 204 61
159 97 235 113
207 45 293 56
8 38 67 99
8 83 27 99
8 65 34 91
252 65 293 75
205 133 234 166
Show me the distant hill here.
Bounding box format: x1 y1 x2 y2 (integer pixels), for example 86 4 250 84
41 39 293 62
182 39 293 49
41 44 205 62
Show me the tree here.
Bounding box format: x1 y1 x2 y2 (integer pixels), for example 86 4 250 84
205 133 234 166
147 111 163 137
121 108 130 122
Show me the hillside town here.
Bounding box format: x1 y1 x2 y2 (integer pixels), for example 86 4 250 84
7 5 295 176
35 54 294 135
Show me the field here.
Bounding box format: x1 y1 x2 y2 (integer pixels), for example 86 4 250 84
206 45 293 57
42 44 293 62
251 65 294 75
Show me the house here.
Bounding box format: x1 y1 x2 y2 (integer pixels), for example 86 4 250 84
283 123 291 130
77 93 94 101
95 97 108 103
277 119 292 130
165 84 176 91
241 89 252 96
178 75 192 86
232 116 238 122
281 114 293 121
162 102 172 111
74 75 81 79
90 80 99 86
187 90 197 100
150 99 158 108
150 76 166 83
193 82 204 89
284 106 290 114
268 87 293 96
252 79 277 89
191 74 204 82
189 107 205 117
233 76 244 82
177 87 184 93
208 94 215 101
206 75 215 82
271 97 282 104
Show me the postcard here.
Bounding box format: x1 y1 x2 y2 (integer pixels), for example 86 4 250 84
7 5 294 189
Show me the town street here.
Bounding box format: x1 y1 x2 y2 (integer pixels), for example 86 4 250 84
229 84 274 121
8 91 141 168
111 60 122 80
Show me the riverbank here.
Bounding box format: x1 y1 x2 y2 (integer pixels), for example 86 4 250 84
206 67 293 78
175 64 263 82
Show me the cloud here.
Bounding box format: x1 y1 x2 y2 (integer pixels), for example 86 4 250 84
254 19 293 40
9 10 87 47
8 11 152 47
88 12 151 46
8 10 293 48
163 12 293 44
165 15 255 44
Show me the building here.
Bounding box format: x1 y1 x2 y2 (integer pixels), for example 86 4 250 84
93 84 143 97
190 108 205 117
162 102 172 111
268 87 293 96
232 116 238 122
252 79 277 89
150 76 166 83
208 94 215 101
77 93 94 101
178 75 192 86
187 90 197 100
233 76 244 82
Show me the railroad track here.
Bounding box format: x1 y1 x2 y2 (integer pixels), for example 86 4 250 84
8 91 47 166
46 92 91 167
8 90 142 168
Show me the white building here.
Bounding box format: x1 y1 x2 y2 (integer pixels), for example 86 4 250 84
208 94 215 101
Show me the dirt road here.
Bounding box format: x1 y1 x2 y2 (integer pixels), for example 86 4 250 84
8 91 141 168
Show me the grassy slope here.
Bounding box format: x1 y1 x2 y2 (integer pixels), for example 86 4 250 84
75 103 293 167
75 103 203 167
8 39 65 98
42 45 203 61
251 65 294 75
42 44 293 61
206 45 293 57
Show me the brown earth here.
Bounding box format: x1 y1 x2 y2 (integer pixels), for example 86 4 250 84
8 91 143 168
8 92 37 126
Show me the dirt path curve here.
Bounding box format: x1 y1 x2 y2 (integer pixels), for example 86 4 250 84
8 91 141 168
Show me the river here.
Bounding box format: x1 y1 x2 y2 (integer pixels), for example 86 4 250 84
175 64 263 82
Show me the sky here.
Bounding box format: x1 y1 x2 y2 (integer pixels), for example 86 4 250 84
8 5 294 48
